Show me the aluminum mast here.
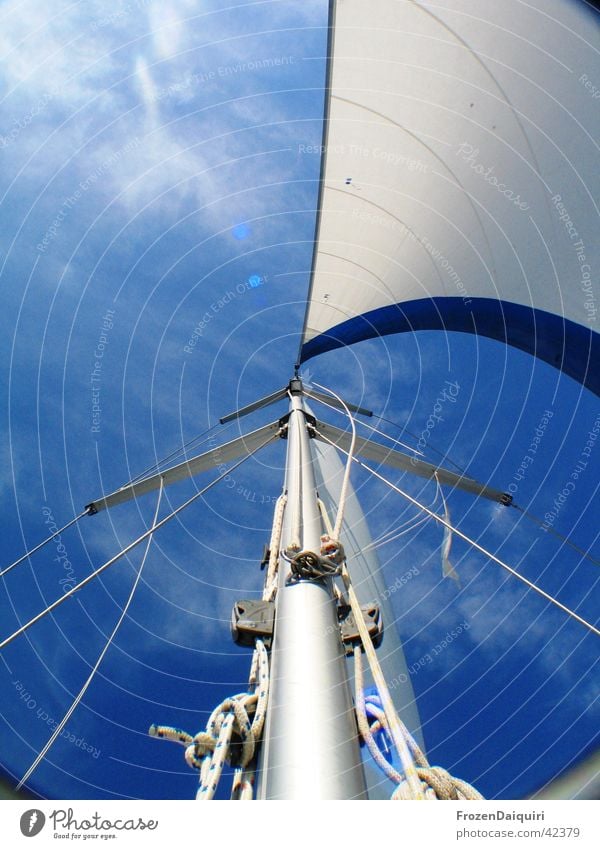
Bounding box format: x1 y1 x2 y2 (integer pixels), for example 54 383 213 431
257 380 367 799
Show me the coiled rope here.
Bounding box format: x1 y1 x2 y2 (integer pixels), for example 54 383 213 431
149 638 269 800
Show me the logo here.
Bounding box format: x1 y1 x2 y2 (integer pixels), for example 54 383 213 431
20 810 46 837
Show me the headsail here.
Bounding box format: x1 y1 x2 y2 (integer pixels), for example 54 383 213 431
299 0 599 394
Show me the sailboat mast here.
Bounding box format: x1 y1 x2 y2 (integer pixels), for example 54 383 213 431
257 380 367 799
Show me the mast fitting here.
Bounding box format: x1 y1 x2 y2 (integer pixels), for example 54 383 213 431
231 600 275 648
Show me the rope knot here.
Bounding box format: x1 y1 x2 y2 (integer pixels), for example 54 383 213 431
392 766 484 800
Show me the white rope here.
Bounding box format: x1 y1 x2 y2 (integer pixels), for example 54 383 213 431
230 645 266 800
0 510 89 580
16 483 164 791
354 647 405 785
392 769 485 800
304 388 423 456
315 427 600 639
365 511 432 552
0 433 278 652
338 560 424 798
354 643 483 800
312 382 357 542
149 639 269 801
264 494 287 601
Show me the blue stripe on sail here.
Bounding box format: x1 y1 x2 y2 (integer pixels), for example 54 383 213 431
300 297 599 396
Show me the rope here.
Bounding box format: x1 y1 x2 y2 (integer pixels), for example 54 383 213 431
312 382 357 542
0 510 89 580
264 494 286 601
392 767 484 800
312 408 478 798
16 482 164 791
0 434 278 652
354 646 483 800
314 447 482 799
305 389 423 456
149 639 269 801
314 427 600 639
338 558 424 798
365 511 432 552
310 405 485 800
354 648 405 785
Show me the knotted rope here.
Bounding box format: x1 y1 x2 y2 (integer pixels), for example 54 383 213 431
355 644 483 800
392 767 484 800
149 638 269 800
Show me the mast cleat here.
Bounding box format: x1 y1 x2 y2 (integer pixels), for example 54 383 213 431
337 602 383 655
231 600 275 648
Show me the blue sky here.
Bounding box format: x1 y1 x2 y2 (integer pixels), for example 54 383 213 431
0 0 598 801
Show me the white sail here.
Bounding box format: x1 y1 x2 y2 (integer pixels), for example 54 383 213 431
300 0 599 394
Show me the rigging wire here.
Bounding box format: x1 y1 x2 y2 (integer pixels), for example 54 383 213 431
373 413 464 473
304 388 423 456
0 510 90 581
332 406 599 569
315 427 600 638
16 481 164 791
375 413 599 568
0 432 278 652
123 423 221 487
511 503 600 568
